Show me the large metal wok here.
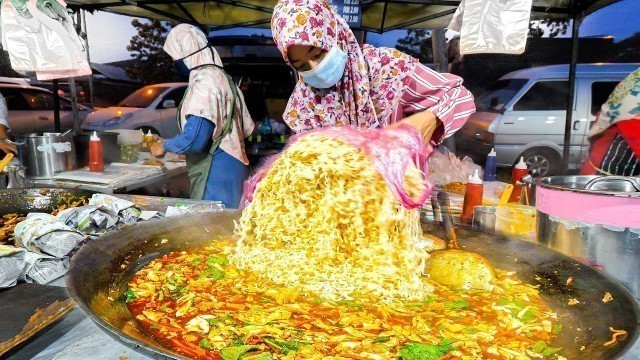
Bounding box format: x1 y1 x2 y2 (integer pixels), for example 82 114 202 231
66 211 640 359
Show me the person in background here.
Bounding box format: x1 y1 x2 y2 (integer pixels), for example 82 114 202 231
0 93 17 155
150 24 254 208
270 0 475 146
580 67 640 176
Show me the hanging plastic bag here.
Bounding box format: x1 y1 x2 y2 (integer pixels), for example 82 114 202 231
452 0 533 55
243 124 433 209
1 0 91 79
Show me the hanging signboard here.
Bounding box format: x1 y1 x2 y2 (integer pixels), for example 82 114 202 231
327 0 362 27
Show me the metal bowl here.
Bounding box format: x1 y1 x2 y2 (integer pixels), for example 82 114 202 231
66 212 640 360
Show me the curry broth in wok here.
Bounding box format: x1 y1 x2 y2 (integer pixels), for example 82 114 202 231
126 240 564 360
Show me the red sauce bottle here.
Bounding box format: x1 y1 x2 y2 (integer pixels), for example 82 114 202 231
509 157 529 203
460 169 483 224
89 131 104 172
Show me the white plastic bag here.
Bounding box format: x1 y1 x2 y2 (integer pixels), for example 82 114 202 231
454 0 533 55
1 0 91 79
428 147 482 185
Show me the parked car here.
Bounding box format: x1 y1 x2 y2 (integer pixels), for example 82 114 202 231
81 83 188 138
0 84 93 133
456 63 639 177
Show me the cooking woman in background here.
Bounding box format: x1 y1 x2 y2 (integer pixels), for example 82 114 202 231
580 67 640 176
271 0 475 144
150 24 254 208
0 93 17 155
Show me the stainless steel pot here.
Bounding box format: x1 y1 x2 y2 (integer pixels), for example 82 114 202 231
534 175 640 300
0 165 26 189
14 132 77 179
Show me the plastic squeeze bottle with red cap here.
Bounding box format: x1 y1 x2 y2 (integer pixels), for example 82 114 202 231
460 169 484 224
509 157 529 203
89 131 104 172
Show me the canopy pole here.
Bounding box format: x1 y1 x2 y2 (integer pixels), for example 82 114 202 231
53 80 61 133
431 28 456 153
562 11 582 171
82 10 94 106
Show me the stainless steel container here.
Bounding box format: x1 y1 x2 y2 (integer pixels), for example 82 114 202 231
0 165 25 189
472 205 496 233
14 132 77 179
535 175 640 300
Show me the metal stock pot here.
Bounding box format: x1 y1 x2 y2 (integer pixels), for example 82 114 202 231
534 175 640 300
14 132 77 179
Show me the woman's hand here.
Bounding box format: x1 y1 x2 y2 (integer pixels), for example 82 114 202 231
150 140 167 158
389 111 441 144
0 125 17 154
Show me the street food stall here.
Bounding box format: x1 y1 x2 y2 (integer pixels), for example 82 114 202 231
0 0 639 359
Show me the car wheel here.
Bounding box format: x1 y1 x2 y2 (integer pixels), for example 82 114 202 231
519 148 562 178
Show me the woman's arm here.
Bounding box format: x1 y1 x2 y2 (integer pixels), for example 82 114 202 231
150 115 215 158
391 63 475 144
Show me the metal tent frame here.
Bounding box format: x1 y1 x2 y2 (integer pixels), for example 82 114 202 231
65 0 624 171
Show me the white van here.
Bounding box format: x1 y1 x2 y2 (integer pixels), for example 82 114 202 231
456 63 639 177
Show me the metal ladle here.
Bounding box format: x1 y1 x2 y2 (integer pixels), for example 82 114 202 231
424 191 496 290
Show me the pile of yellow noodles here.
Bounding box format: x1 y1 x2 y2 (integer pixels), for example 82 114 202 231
233 134 431 302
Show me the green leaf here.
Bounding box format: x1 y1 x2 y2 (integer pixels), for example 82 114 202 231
530 340 547 353
220 345 260 360
444 299 469 310
462 326 477 334
259 298 272 303
241 354 273 360
124 289 137 303
206 317 220 326
405 296 435 308
310 296 324 304
190 259 202 265
542 346 562 356
374 336 391 343
264 338 307 355
150 325 158 329
232 337 244 347
339 300 363 311
552 324 563 335
399 339 455 360
199 338 213 350
201 266 226 280
207 255 229 266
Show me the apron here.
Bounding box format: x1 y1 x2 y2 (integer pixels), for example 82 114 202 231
177 65 238 200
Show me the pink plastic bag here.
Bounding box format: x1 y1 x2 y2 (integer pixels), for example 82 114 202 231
242 124 433 209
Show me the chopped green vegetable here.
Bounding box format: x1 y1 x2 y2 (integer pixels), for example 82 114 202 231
552 324 563 335
199 338 213 350
242 354 273 360
339 300 363 311
405 296 435 308
201 266 226 280
264 338 307 355
374 335 391 343
462 326 477 334
124 289 137 303
190 259 202 265
530 340 562 356
150 325 158 329
259 298 272 303
220 345 260 360
207 255 229 266
444 299 469 310
310 296 324 304
400 339 455 360
206 317 220 326
232 336 244 347
497 298 539 322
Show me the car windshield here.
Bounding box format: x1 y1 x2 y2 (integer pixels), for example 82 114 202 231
475 79 527 112
118 86 170 108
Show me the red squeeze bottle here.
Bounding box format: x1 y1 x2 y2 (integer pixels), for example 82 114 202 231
509 157 529 203
89 131 104 172
460 169 483 224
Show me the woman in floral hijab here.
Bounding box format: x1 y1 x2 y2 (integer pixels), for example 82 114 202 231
581 67 640 176
271 0 475 145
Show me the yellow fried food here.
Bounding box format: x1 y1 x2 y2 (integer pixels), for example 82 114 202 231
425 249 497 290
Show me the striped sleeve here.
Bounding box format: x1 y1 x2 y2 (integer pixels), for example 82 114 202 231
399 63 475 143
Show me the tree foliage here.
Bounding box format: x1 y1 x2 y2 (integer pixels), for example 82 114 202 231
395 29 433 63
528 19 571 38
126 19 175 85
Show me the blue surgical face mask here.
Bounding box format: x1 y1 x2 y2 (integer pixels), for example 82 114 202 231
299 44 347 89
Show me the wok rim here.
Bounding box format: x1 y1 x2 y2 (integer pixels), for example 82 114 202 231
66 213 640 360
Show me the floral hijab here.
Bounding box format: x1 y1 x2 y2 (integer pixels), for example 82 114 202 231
271 0 418 132
590 67 640 137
